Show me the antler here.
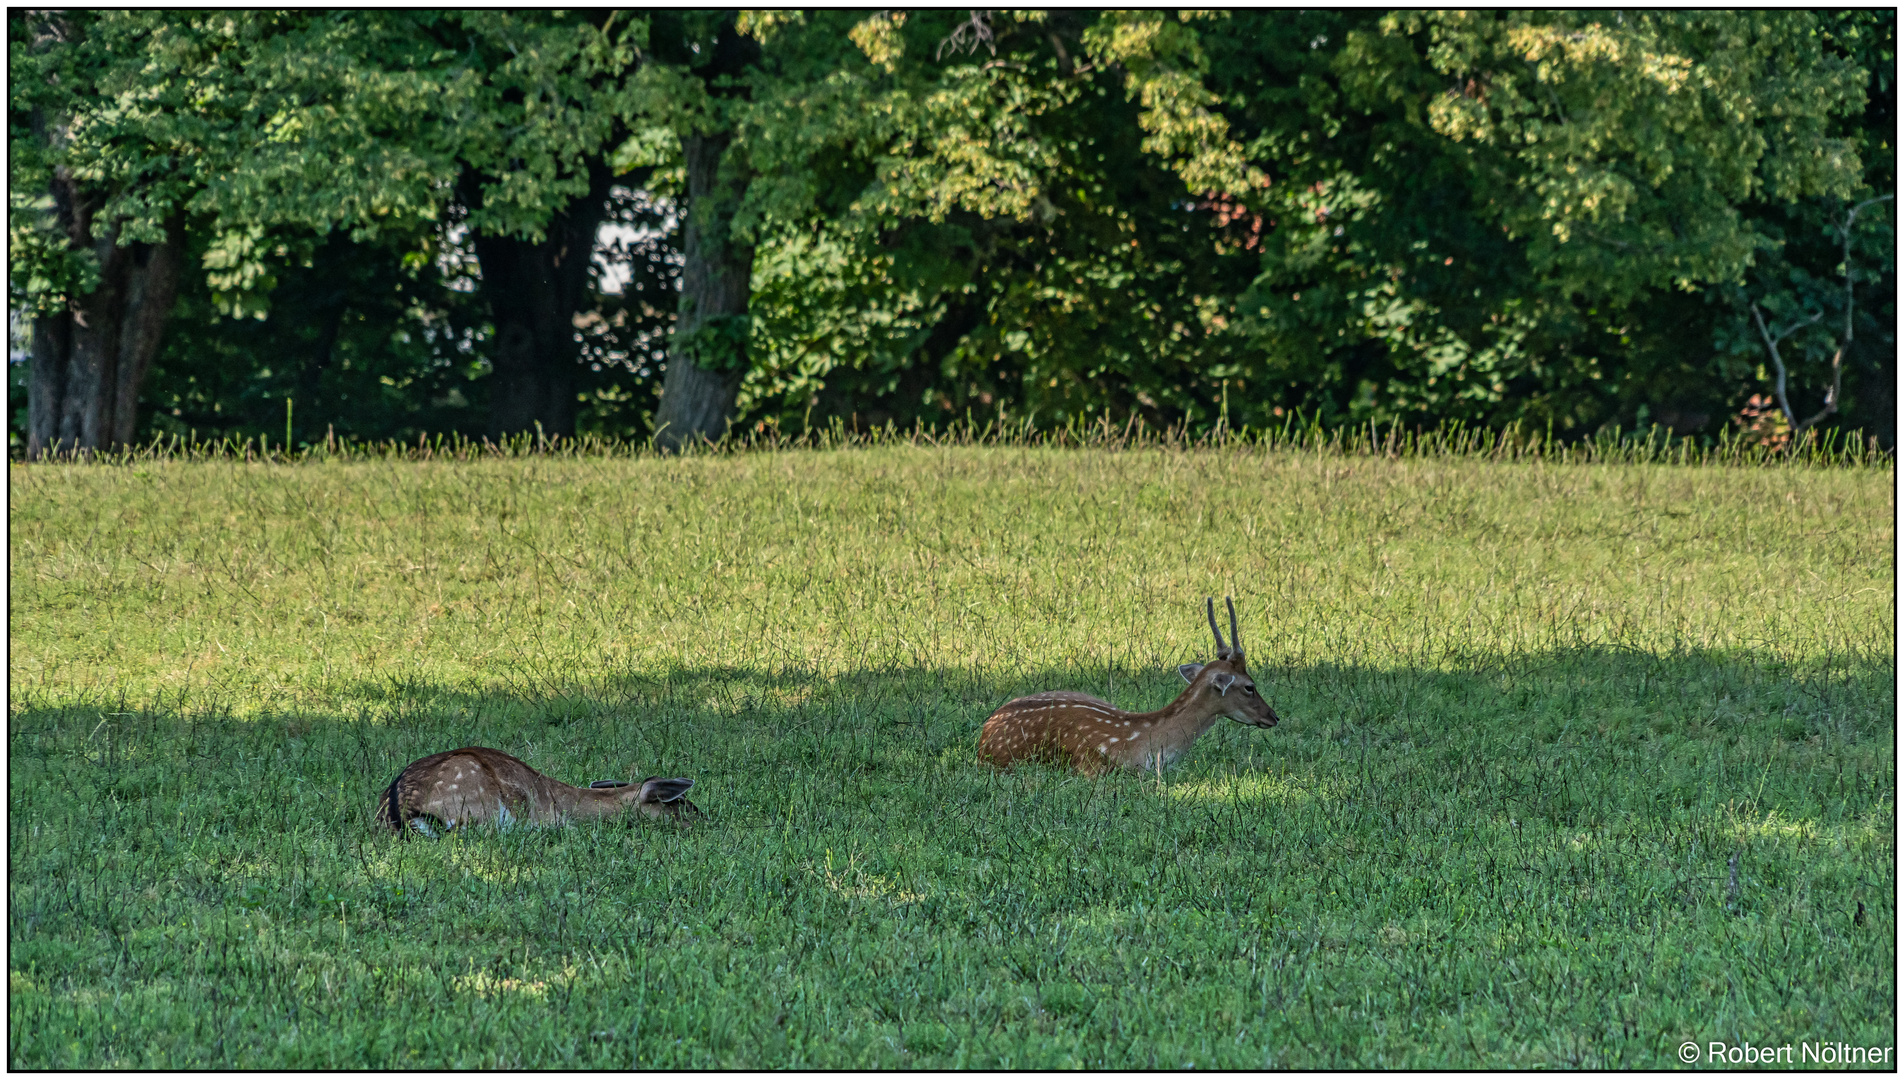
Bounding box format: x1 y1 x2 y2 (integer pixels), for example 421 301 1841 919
1206 596 1229 658
1226 596 1242 658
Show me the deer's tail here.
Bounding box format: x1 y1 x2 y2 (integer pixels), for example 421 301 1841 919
375 770 407 833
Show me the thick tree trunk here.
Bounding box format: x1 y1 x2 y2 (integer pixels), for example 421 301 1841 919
26 169 183 458
653 133 755 450
108 223 184 447
469 159 616 442
28 312 73 456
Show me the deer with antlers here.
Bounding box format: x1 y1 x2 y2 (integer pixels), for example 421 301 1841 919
375 747 699 836
978 597 1280 776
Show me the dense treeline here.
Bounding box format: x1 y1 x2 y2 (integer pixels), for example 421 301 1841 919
9 10 1894 454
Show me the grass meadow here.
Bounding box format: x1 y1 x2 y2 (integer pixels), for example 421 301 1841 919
7 438 1895 1068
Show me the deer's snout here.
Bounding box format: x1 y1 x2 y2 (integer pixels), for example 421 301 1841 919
1227 705 1280 728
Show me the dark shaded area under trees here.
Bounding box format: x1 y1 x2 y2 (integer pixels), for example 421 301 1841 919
9 10 1894 454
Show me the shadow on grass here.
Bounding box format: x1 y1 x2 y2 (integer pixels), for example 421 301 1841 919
6 646 1894 1070
10 643 1891 828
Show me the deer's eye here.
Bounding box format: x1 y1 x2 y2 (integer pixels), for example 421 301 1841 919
1242 685 1256 695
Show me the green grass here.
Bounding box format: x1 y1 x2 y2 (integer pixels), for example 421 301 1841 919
8 443 1894 1068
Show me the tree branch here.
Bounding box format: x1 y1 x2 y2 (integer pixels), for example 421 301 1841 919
1795 345 1845 434
1836 194 1891 348
937 11 996 61
1788 194 1896 439
1749 302 1822 434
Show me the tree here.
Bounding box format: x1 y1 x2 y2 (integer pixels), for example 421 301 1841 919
1186 11 1873 435
17 10 1885 452
199 11 647 441
1747 195 1893 443
1724 11 1895 446
9 11 467 453
640 10 1268 440
142 225 491 446
220 12 682 443
11 13 187 456
116 181 677 449
428 12 646 440
11 11 656 447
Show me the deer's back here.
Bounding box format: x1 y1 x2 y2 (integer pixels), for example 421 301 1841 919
378 746 555 830
979 692 1140 774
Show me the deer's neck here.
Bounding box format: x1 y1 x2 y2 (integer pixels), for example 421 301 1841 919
538 781 626 822
1132 690 1224 747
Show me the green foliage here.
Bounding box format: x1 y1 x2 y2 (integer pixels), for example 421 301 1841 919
7 9 1892 449
7 10 678 446
1081 11 1262 197
733 10 1889 442
672 314 753 375
444 12 641 239
738 12 1268 430
1710 12 1897 441
1362 12 1864 293
8 12 448 315
8 448 1894 1066
1202 11 1883 434
142 229 491 446
8 11 647 311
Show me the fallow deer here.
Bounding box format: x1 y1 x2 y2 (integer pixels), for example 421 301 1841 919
375 746 699 836
978 597 1280 776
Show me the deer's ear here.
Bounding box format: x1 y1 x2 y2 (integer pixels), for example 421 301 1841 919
638 776 694 805
1211 671 1236 696
590 779 631 789
1178 663 1204 684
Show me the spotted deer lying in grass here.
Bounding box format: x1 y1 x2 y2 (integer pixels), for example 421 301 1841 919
375 747 699 836
978 597 1280 776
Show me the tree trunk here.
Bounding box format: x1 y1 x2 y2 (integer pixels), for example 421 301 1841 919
653 133 755 450
26 168 183 458
27 310 73 457
108 221 184 447
468 159 616 443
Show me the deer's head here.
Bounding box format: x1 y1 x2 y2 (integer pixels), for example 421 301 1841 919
589 776 698 819
1176 596 1280 728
